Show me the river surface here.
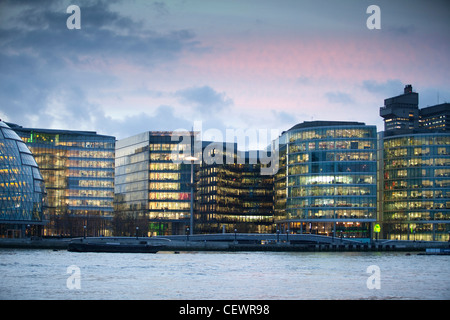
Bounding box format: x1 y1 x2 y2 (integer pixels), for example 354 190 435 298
0 249 449 300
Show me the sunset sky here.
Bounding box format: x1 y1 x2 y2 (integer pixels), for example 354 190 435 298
0 0 449 144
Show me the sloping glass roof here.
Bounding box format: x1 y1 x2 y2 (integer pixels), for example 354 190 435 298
0 121 45 223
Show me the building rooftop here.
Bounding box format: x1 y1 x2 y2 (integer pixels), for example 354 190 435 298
420 103 450 116
5 122 115 139
286 120 366 132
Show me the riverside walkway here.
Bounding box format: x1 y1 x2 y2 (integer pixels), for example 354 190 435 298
0 233 448 252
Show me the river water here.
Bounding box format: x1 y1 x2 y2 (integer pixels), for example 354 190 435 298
0 249 449 300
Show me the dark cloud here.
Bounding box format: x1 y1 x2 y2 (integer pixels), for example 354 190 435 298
0 0 204 137
175 86 233 113
362 79 404 96
324 91 354 105
1 2 198 65
0 0 200 69
296 76 312 85
152 1 170 17
99 105 194 139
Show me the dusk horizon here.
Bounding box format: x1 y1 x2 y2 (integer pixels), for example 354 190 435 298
1 0 449 142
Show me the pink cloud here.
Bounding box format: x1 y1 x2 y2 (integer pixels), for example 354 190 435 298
180 33 446 87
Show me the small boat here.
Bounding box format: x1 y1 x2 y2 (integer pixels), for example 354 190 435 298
68 237 166 253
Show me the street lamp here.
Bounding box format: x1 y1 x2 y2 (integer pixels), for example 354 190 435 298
136 226 139 240
185 155 198 236
83 225 86 239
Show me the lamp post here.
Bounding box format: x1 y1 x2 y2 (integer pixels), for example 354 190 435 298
83 225 86 239
185 155 198 236
136 226 139 240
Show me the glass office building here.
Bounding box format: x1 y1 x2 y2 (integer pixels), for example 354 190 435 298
274 121 377 238
196 146 274 234
114 131 195 236
9 124 115 237
0 121 46 238
379 86 450 241
381 133 450 241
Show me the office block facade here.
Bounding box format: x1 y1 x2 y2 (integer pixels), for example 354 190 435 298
9 124 115 237
196 146 274 234
114 131 195 236
0 121 46 238
381 133 450 241
379 86 450 241
274 121 378 238
419 103 450 132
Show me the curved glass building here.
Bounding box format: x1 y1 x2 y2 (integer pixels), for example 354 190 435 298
381 133 450 241
0 121 46 237
274 121 377 239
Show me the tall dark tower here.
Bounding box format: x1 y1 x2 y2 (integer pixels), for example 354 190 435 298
380 84 419 133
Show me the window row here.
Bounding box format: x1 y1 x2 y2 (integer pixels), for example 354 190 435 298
149 143 190 152
289 140 375 153
148 211 190 220
67 159 114 168
288 174 374 186
287 197 376 209
385 157 450 168
67 199 113 208
288 152 375 164
288 185 375 197
285 208 375 220
385 189 450 200
384 146 450 158
288 162 375 175
384 213 450 221
385 168 450 179
384 179 450 189
149 201 190 210
69 169 114 178
384 135 450 148
70 179 114 188
288 128 375 142
384 201 450 211
68 150 114 158
67 189 114 198
149 192 191 201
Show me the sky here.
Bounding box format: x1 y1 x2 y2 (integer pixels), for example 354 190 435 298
0 0 449 145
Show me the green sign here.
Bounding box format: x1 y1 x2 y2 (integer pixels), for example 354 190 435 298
374 224 381 233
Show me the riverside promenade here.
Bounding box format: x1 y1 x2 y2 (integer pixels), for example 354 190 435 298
1 233 449 252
